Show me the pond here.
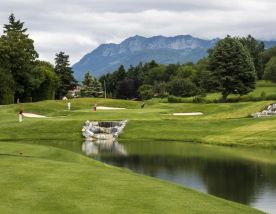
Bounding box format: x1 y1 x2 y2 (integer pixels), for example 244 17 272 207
82 140 276 213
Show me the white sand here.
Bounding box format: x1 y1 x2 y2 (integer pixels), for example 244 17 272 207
97 106 126 110
23 113 47 118
173 112 203 116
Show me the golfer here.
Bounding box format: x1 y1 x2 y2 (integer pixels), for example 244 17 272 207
67 102 71 111
19 110 23 123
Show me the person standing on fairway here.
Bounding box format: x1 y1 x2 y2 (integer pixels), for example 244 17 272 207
19 110 23 123
141 102 145 109
67 102 71 111
93 103 97 111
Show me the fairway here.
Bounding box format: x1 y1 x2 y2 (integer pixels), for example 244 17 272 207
1 98 275 213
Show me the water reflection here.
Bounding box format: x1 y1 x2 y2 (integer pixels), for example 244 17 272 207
82 140 127 156
82 140 276 213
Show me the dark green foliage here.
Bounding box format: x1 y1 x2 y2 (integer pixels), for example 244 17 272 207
115 79 136 99
239 35 264 79
0 67 14 104
143 65 167 84
167 95 183 103
81 72 103 97
167 78 199 97
195 58 220 92
264 57 276 83
262 47 276 66
153 81 167 98
31 61 59 101
0 14 39 101
176 64 196 79
138 84 154 100
209 36 256 101
54 52 77 99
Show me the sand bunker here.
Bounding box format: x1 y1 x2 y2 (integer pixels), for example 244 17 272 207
173 112 203 116
97 106 126 110
23 113 47 118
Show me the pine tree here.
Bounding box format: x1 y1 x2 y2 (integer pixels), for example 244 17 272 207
0 14 39 101
209 36 256 101
81 72 103 97
54 52 77 99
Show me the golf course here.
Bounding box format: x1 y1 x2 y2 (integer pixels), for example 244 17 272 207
1 82 276 213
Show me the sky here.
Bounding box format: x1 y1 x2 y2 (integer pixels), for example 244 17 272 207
0 0 276 64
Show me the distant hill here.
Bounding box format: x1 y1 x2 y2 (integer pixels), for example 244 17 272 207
72 35 276 79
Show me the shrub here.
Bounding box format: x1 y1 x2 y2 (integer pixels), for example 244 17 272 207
167 78 199 97
168 95 186 103
138 85 154 100
193 96 206 103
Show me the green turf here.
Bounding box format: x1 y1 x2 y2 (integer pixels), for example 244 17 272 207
177 80 276 102
1 96 276 213
0 142 261 214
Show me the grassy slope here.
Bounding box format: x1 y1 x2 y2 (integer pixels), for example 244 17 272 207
178 80 276 102
0 142 260 214
1 95 276 213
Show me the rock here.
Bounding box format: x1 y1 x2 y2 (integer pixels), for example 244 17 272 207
252 103 276 118
82 120 127 140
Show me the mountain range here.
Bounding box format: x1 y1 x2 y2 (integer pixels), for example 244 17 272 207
72 35 276 79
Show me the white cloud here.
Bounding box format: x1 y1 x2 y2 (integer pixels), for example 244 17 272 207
0 0 276 64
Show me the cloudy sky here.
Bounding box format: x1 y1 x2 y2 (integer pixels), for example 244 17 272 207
0 0 276 64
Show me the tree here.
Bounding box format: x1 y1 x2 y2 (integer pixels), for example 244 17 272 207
115 79 136 99
54 52 77 99
153 81 167 98
81 72 103 97
0 14 39 102
99 73 114 97
138 84 154 100
209 36 256 101
239 35 264 79
195 58 220 92
0 67 14 104
31 61 59 101
264 57 276 83
143 65 167 84
167 78 199 97
175 64 196 80
262 47 276 66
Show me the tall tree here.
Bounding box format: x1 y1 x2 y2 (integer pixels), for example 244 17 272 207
0 67 14 104
209 36 256 101
31 61 59 101
54 52 77 99
264 57 276 83
81 72 103 97
239 35 264 79
0 13 39 101
261 47 276 66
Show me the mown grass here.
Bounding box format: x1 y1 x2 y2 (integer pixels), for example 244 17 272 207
0 142 262 214
1 97 275 213
169 80 276 103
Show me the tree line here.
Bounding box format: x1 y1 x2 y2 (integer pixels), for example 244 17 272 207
0 14 77 104
2 14 276 104
99 35 276 101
